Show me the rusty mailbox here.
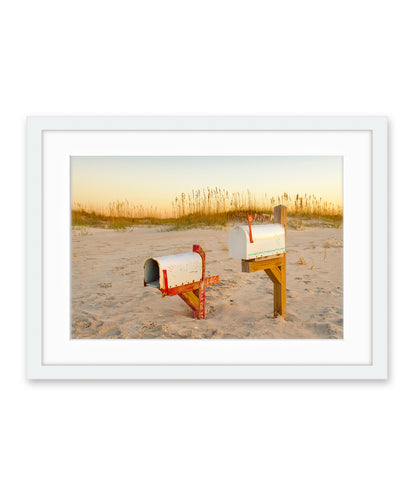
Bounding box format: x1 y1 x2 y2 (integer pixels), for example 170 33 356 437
144 245 219 319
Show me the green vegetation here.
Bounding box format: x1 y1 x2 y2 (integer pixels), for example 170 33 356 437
72 189 342 231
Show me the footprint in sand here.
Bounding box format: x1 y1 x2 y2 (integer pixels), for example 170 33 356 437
74 318 91 329
98 282 112 288
72 313 104 337
113 266 125 272
97 328 123 339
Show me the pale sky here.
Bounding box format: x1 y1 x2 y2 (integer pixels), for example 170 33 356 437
71 156 343 214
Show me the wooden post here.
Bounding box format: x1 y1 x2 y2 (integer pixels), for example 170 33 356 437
274 205 287 318
241 253 287 319
279 254 286 319
274 205 287 247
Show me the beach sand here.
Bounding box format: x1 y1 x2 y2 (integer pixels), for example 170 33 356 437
71 224 343 339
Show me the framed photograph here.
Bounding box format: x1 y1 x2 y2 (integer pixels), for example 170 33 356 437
26 116 388 379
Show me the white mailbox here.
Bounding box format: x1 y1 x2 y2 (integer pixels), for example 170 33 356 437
229 223 285 260
144 252 203 290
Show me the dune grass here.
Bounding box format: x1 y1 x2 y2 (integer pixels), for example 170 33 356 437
72 189 342 230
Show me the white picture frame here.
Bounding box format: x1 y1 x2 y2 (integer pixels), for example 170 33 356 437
26 116 388 379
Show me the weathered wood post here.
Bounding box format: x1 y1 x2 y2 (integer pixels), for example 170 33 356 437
274 205 287 247
273 205 287 318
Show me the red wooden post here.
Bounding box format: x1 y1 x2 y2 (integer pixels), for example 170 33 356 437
193 244 206 278
192 244 207 318
198 279 206 319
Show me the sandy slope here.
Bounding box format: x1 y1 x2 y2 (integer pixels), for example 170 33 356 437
71 225 343 339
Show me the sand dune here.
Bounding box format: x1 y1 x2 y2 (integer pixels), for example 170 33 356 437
71 225 343 339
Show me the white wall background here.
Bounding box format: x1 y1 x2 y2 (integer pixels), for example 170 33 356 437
0 1 413 498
